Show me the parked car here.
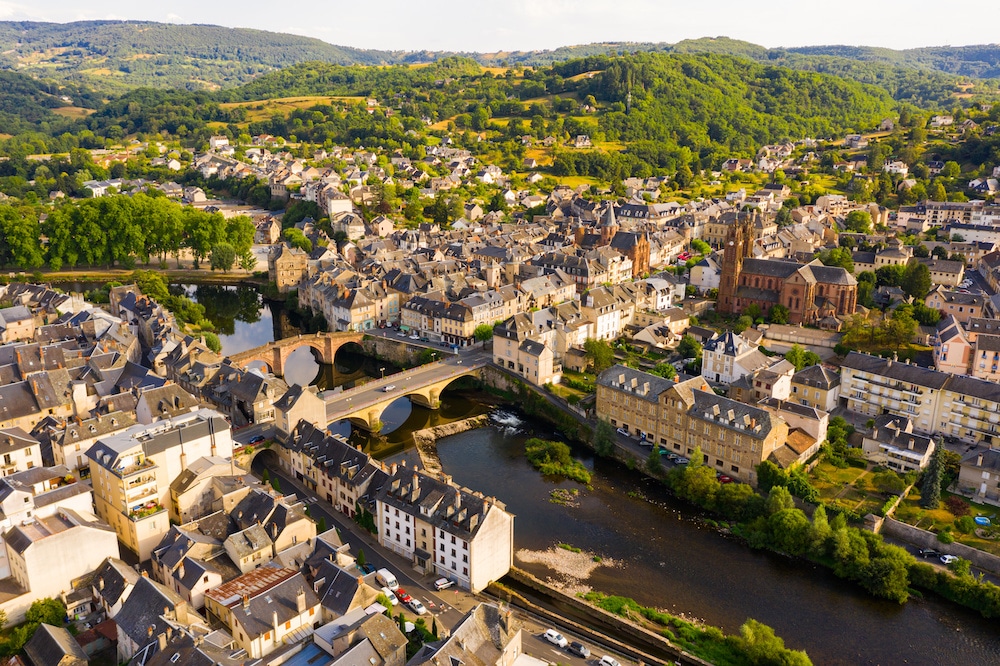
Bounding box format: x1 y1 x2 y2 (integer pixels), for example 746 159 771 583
359 563 375 575
380 587 399 605
675 457 690 465
382 384 397 392
543 629 568 648
616 428 629 437
409 334 420 340
599 657 621 666
408 598 427 615
433 577 455 591
940 554 959 565
568 642 590 658
248 435 265 445
717 474 733 484
917 548 941 559
396 331 407 337
394 588 412 604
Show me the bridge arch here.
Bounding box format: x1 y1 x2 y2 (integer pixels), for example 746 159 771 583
340 369 483 432
226 332 365 378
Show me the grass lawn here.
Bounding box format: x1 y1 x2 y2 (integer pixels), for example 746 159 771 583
809 460 885 515
556 175 600 188
894 489 1000 555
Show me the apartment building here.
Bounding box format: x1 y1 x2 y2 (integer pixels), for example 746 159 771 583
376 466 513 593
0 427 42 476
860 415 935 473
789 365 841 412
596 366 792 485
841 351 1000 446
701 331 772 384
86 409 234 560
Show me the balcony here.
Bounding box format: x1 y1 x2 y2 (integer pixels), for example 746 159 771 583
129 502 165 521
114 458 156 479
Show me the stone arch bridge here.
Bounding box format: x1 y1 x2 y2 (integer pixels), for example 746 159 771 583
227 331 364 377
325 354 489 432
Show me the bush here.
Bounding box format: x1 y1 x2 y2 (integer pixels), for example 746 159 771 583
524 438 591 484
944 495 970 517
937 529 955 544
955 516 976 534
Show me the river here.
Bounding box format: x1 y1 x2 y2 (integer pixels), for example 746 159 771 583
88 281 1000 663
404 411 1000 666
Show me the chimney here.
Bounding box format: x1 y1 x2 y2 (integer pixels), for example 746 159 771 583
412 472 419 491
98 577 105 591
178 564 185 580
296 587 307 613
158 632 167 651
148 626 154 638
243 594 250 611
390 463 398 476
272 610 280 637
978 453 985 466
908 438 915 450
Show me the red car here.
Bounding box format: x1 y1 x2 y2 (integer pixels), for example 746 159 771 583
395 588 412 604
717 474 733 484
677 252 691 261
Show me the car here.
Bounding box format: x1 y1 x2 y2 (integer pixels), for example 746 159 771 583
568 642 590 658
675 457 690 465
382 384 397 392
381 587 399 605
616 428 629 437
408 598 427 615
394 588 412 604
543 629 568 648
717 474 733 484
599 657 621 666
666 452 680 461
917 548 941 559
409 334 420 340
359 563 375 575
433 577 455 591
396 331 407 337
940 554 959 565
247 435 265 445
420 337 430 342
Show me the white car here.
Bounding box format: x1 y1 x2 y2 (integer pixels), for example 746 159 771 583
940 554 959 565
408 598 427 615
382 385 396 392
543 629 568 648
433 577 455 591
381 587 399 605
599 657 621 666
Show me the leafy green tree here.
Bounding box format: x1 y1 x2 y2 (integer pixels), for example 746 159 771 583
210 242 237 272
942 161 961 178
785 344 820 372
691 238 711 255
593 419 616 457
650 362 677 379
202 332 222 354
920 442 944 509
818 246 854 273
901 262 932 299
225 215 256 254
283 227 313 253
733 315 754 333
768 304 789 324
844 210 873 233
765 486 795 515
357 548 366 567
473 324 494 342
756 460 789 493
583 337 615 374
317 517 327 533
646 449 663 475
736 619 812 666
744 303 763 321
25 598 66 626
872 471 906 495
677 334 702 360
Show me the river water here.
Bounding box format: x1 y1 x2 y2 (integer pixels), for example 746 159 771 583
124 282 1000 663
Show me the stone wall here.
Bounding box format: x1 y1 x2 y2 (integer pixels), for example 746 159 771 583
412 414 490 474
882 517 1000 576
360 336 423 367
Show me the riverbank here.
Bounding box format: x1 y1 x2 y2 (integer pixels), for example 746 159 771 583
36 269 268 286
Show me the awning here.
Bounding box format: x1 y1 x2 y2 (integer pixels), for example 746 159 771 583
399 325 411 332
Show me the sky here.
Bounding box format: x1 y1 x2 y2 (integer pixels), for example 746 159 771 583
4 1 997 53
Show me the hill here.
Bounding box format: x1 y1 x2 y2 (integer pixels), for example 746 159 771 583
0 70 99 135
0 20 397 93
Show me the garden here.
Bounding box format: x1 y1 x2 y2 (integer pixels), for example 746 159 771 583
894 489 1000 556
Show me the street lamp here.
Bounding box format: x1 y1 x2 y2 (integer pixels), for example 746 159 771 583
380 367 385 380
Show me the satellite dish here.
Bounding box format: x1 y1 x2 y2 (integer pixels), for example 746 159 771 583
728 241 734 246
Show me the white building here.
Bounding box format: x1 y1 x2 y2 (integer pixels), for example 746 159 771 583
376 466 513 593
701 331 772 384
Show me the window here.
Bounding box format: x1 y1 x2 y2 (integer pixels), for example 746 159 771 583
285 621 291 630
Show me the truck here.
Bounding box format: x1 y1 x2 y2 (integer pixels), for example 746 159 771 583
375 568 398 591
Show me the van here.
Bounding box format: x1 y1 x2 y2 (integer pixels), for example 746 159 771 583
375 568 398 590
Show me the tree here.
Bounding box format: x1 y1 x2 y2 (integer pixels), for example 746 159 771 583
677 334 702 360
736 619 812 666
25 598 66 626
744 303 763 321
238 249 257 272
844 210 873 234
942 161 961 178
202 332 222 354
920 441 944 509
357 548 366 567
283 228 313 253
473 323 494 342
210 242 237 272
785 344 820 372
819 246 854 273
769 304 789 324
913 244 930 258
593 419 616 457
271 477 281 493
733 315 754 333
873 471 906 495
583 338 614 374
650 362 676 379
901 262 932 299
646 449 663 475
317 517 327 533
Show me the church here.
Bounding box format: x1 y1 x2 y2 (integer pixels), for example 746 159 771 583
718 215 857 328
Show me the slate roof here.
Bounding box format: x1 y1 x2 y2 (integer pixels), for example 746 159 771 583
24 623 88 666
597 365 675 403
791 364 841 390
689 390 777 439
114 576 187 648
93 557 140 610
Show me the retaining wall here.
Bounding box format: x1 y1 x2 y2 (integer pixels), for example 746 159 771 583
881 517 1000 576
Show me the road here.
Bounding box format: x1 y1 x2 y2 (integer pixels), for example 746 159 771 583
245 452 635 665
364 327 479 355
322 349 491 423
